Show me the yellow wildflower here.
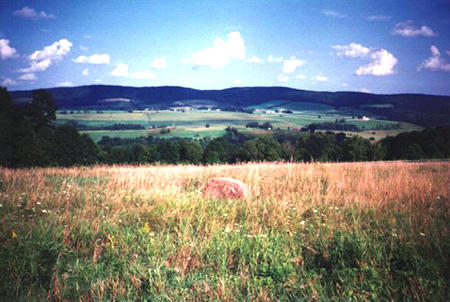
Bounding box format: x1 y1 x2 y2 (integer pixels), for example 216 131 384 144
11 231 18 239
142 222 150 234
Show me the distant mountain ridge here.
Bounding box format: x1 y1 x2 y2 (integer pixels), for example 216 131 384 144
10 85 450 127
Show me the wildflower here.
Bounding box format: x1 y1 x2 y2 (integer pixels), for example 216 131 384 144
142 222 150 233
392 233 398 237
0 204 3 208
300 220 306 225
313 209 318 213
419 232 425 237
224 226 231 233
11 231 18 239
41 209 48 214
322 223 326 227
36 202 41 205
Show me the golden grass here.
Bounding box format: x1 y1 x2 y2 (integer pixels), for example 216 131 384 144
1 161 449 300
2 161 448 235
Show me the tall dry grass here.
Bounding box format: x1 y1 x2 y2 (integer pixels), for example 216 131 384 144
0 161 448 300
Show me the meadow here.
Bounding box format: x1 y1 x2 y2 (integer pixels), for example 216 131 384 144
56 109 418 142
0 161 448 300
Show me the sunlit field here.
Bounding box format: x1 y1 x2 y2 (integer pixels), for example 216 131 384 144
1 161 448 300
55 110 417 142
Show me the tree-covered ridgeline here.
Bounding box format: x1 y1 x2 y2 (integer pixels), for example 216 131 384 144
1 87 449 167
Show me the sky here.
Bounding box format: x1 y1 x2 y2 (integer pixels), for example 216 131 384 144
0 0 449 95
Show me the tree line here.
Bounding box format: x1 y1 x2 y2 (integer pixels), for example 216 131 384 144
1 88 448 168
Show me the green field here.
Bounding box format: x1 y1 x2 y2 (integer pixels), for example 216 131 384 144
56 109 420 142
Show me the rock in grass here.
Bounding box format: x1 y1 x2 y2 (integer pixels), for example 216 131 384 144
203 177 249 199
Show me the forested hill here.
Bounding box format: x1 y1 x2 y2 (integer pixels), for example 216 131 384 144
10 85 450 127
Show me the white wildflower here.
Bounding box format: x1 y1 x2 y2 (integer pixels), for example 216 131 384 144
419 232 425 237
300 220 306 225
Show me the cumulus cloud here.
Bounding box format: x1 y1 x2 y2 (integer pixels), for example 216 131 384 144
418 45 450 72
151 57 167 69
1 78 17 86
248 56 263 63
392 21 437 37
312 75 328 82
18 73 37 81
58 81 73 87
282 56 305 74
73 53 110 64
0 39 18 60
182 32 245 68
110 63 156 80
332 43 370 58
333 43 397 76
82 68 89 76
268 55 283 63
355 49 398 76
19 39 72 73
277 74 289 82
19 59 52 73
296 74 306 80
360 88 371 93
321 9 347 18
341 82 349 87
13 6 55 19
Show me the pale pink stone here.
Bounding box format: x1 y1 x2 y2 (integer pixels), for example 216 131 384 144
203 177 249 199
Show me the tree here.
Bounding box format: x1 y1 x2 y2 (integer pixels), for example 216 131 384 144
178 139 203 163
25 89 57 129
0 87 13 113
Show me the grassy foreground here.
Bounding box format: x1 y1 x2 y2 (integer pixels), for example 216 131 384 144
0 161 448 301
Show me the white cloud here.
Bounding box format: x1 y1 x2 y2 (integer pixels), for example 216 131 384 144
333 43 398 76
268 55 283 63
182 32 245 68
332 43 370 58
58 81 73 87
356 49 398 76
110 64 129 77
282 56 305 74
29 39 72 62
151 56 167 69
94 79 102 83
360 88 371 93
367 15 390 21
13 6 55 19
18 73 37 81
19 39 72 73
110 63 156 80
248 56 263 63
1 78 17 86
296 74 306 80
341 82 349 87
82 68 89 76
277 74 289 82
312 75 328 82
418 45 450 72
73 53 110 64
392 21 437 37
321 9 347 18
0 39 18 60
19 59 52 73
80 46 89 52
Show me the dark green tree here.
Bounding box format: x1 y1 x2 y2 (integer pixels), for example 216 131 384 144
25 89 57 129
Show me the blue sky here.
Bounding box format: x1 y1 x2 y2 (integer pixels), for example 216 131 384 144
1 0 449 95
